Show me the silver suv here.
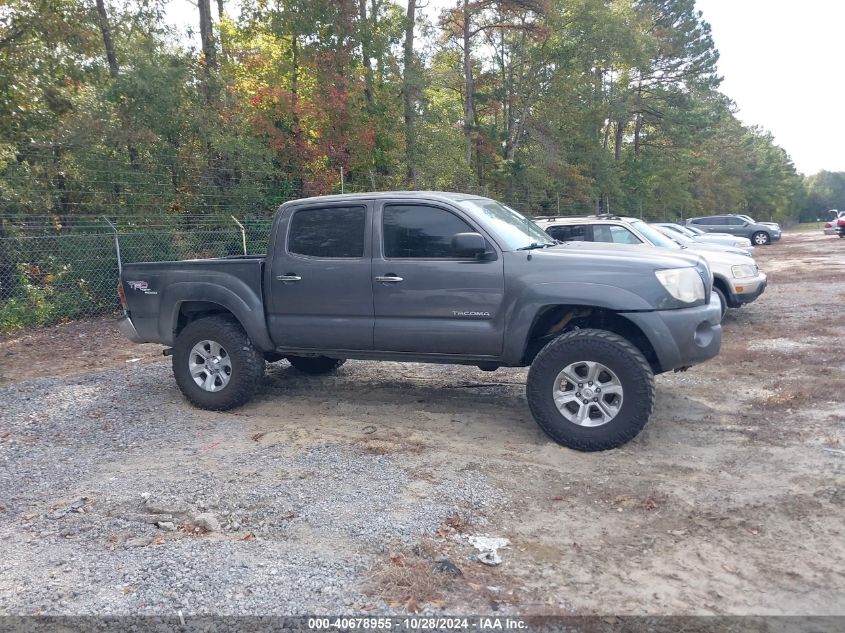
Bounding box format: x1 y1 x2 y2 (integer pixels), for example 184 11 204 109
686 214 781 245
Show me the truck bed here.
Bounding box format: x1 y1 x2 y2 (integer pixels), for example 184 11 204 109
121 256 267 346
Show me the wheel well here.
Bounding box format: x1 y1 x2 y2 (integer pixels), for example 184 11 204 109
523 305 660 372
712 276 729 296
712 275 736 306
174 301 239 336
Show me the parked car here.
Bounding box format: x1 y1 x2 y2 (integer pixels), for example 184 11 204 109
734 214 782 238
117 192 722 452
651 224 752 258
687 214 781 245
654 222 753 254
649 225 766 317
534 214 766 318
824 210 845 236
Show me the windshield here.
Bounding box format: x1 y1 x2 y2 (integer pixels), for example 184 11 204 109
654 225 693 244
631 220 681 249
672 224 698 238
458 199 556 250
686 225 705 235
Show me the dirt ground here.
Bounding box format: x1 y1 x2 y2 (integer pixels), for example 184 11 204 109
2 231 844 616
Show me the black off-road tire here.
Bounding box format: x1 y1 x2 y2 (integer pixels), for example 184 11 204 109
713 286 728 320
287 355 346 375
172 315 265 410
751 231 770 245
527 329 655 451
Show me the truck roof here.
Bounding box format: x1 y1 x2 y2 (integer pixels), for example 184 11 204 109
279 191 489 207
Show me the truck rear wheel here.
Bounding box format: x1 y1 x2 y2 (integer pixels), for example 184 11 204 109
172 315 265 410
286 355 346 375
527 329 655 451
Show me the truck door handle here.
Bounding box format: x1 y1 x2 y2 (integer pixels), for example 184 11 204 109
375 274 403 283
276 274 302 282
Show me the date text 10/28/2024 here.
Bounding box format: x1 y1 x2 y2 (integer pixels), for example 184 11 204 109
308 617 527 630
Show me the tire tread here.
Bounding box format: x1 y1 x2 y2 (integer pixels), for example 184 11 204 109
172 315 265 411
527 328 655 451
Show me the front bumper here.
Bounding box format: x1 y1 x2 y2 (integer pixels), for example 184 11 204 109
117 315 146 344
621 293 722 373
731 272 767 306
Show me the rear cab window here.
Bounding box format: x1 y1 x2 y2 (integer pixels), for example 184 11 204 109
288 206 367 258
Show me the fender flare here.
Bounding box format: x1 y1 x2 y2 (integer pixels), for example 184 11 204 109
159 281 275 352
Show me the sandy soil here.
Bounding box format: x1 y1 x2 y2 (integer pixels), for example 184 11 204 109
2 231 844 616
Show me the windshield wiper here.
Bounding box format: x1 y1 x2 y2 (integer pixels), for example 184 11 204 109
517 242 556 251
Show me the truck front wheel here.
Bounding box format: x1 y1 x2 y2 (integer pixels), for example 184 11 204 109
172 315 265 410
527 329 655 451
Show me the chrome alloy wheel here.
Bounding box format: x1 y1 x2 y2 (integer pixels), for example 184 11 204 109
189 340 232 392
552 361 623 427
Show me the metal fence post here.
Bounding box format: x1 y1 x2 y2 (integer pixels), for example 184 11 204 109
230 216 247 255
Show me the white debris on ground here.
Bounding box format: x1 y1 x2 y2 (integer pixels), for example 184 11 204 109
466 535 510 566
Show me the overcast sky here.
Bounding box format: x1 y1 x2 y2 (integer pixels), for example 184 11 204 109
166 0 845 175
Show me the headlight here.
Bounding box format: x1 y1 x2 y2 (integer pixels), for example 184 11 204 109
731 264 757 278
733 241 747 248
655 268 705 304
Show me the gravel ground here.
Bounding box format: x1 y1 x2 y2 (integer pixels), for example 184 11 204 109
1 231 844 616
0 364 504 615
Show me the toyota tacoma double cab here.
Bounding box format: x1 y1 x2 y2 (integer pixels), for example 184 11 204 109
117 192 722 451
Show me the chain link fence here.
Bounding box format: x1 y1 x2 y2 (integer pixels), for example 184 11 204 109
0 163 676 335
0 214 274 333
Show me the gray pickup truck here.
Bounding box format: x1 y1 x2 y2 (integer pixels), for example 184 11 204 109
118 192 722 451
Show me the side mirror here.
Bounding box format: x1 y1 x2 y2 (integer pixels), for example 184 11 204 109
451 232 487 258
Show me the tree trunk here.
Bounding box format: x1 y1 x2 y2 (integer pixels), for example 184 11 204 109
402 0 417 187
94 0 119 77
634 78 643 156
614 119 624 161
198 0 216 70
216 0 227 61
198 0 217 103
358 0 375 107
95 0 137 165
462 0 475 172
291 35 301 144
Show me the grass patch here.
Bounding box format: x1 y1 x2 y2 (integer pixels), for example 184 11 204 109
785 222 829 233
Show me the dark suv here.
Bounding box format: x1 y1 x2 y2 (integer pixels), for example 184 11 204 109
686 215 781 246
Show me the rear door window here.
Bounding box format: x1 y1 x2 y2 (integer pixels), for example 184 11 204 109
545 224 587 242
288 206 367 258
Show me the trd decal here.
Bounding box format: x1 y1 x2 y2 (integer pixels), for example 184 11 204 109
127 280 158 295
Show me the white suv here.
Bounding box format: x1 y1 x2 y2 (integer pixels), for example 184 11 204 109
535 214 767 317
